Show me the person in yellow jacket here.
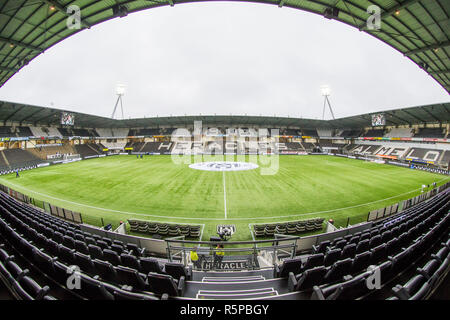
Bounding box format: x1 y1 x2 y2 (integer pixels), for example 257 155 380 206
213 244 225 269
190 247 201 269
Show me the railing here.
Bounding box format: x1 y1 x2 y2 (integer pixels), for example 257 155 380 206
165 235 300 271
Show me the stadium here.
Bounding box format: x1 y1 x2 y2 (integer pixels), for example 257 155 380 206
0 0 449 305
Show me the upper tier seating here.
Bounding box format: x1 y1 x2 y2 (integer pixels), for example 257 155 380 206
0 126 13 138
338 130 362 138
384 128 414 138
414 128 445 138
302 129 318 137
364 129 385 137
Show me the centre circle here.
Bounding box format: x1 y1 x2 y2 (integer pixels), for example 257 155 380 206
189 161 259 172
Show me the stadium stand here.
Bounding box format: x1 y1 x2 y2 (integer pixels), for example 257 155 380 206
316 128 334 137
384 128 414 138
27 145 77 160
129 128 163 136
301 129 318 137
338 129 362 138
140 142 174 153
414 128 445 138
0 127 13 138
128 220 201 239
364 129 385 137
74 144 101 158
253 218 324 237
1 149 42 169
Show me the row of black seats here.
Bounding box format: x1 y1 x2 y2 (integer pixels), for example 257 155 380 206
0 201 183 277
283 196 450 293
0 243 56 300
0 193 146 258
310 233 450 300
277 196 449 279
0 200 192 298
0 192 79 234
312 192 450 255
0 215 186 299
388 238 449 300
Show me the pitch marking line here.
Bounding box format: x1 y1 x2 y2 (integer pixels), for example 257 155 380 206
0 176 448 222
223 171 227 220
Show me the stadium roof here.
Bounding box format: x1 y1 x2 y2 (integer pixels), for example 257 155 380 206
0 1 449 93
0 99 448 128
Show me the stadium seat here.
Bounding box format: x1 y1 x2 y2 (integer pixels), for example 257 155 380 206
370 244 387 265
32 248 55 275
356 239 369 254
147 272 184 297
302 253 324 271
13 276 51 300
115 265 148 291
324 258 353 284
88 244 103 260
351 251 371 274
58 244 76 265
312 240 330 254
311 273 368 300
102 249 121 266
78 273 114 300
341 243 356 260
75 240 89 255
92 259 117 282
62 236 75 249
164 262 191 281
140 257 165 275
6 260 29 280
324 248 341 267
391 275 431 300
126 243 145 257
74 252 96 275
120 253 141 272
288 266 327 291
275 257 303 278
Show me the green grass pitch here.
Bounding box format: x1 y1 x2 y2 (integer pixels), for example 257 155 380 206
0 155 448 241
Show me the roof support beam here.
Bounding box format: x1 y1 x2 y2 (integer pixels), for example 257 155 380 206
42 0 91 28
421 107 441 123
0 66 18 72
405 40 450 56
33 109 58 125
385 112 407 125
381 0 422 19
18 109 42 125
402 109 426 123
0 36 42 52
3 105 25 125
429 69 450 75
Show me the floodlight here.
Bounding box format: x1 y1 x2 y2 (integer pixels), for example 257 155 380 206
116 84 126 96
321 85 331 96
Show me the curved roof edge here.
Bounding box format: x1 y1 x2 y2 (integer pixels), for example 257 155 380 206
0 99 448 129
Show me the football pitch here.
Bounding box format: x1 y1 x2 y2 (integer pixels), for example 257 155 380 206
0 155 448 241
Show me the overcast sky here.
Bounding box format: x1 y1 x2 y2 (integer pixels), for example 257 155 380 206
0 3 448 121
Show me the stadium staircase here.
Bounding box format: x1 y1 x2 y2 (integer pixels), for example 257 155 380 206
181 269 302 300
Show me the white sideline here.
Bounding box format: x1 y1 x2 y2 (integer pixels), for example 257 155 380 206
223 171 227 220
0 176 448 222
